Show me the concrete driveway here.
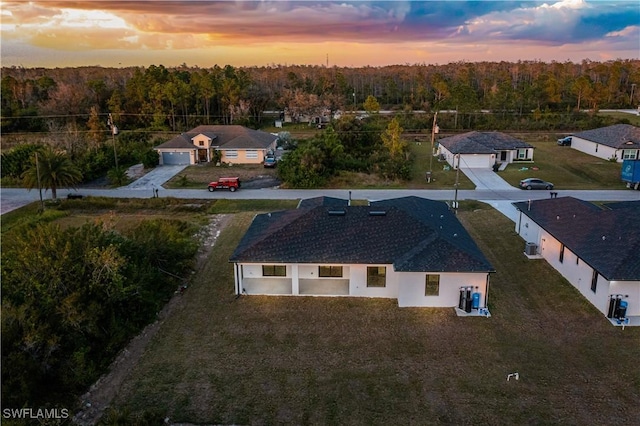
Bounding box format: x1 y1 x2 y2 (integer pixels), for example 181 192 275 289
457 167 524 222
459 167 517 191
119 165 188 190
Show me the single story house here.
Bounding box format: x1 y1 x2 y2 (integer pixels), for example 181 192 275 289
154 125 278 165
230 196 495 309
437 131 534 169
513 197 640 325
568 124 640 162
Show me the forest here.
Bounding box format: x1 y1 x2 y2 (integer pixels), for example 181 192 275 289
2 59 639 134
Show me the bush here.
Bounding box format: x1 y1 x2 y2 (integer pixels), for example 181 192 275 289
1 218 199 408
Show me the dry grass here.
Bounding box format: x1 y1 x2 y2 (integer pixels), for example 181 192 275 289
112 207 640 425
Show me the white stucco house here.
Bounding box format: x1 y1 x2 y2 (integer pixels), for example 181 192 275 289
568 124 640 162
437 131 534 169
513 197 640 325
230 196 495 310
154 125 278 165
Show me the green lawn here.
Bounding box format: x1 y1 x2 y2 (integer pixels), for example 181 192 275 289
497 134 624 189
110 204 640 425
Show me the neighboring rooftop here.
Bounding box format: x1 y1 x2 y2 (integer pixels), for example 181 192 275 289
513 197 640 281
438 131 533 154
155 125 277 150
572 124 640 149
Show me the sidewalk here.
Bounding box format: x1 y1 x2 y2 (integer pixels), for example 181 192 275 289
458 167 521 223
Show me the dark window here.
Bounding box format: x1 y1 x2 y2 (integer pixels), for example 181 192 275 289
576 257 579 265
319 266 343 277
590 270 598 293
263 265 286 277
425 274 440 296
367 266 386 287
199 141 204 146
559 244 565 263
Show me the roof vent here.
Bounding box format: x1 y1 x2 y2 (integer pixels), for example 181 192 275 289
369 210 387 216
328 209 346 216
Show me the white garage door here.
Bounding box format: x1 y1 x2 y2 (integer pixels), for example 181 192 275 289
162 152 191 165
459 154 492 168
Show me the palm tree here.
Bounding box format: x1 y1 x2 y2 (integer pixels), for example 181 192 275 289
22 146 82 200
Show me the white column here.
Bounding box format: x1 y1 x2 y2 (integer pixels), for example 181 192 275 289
291 264 299 295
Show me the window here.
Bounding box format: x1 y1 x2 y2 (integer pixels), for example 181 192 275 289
262 265 286 277
622 149 638 160
198 141 204 146
367 266 386 287
425 274 440 296
319 266 343 277
590 270 598 293
559 244 565 263
595 144 599 153
517 149 527 159
246 150 259 159
226 150 238 159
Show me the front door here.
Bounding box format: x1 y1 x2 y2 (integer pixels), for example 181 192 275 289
500 151 507 161
198 149 208 163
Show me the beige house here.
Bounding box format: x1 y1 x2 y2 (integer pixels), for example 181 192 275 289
155 125 278 165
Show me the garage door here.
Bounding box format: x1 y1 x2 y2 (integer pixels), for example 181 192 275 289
459 154 492 168
162 152 191 165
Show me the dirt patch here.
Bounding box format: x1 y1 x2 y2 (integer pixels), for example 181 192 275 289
241 175 281 189
72 214 232 426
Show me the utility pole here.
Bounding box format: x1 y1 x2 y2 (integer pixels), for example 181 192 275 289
35 151 44 211
107 113 119 169
453 154 460 214
428 111 439 182
631 83 637 107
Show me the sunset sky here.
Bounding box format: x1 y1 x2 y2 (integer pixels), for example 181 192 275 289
1 0 638 68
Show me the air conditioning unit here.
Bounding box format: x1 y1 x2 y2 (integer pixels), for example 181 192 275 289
525 242 538 255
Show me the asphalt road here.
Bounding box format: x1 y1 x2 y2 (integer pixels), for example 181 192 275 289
3 160 638 217
2 186 638 216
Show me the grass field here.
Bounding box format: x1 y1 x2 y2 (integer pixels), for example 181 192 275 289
109 204 640 425
497 133 624 189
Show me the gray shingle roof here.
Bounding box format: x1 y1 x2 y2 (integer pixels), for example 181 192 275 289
512 197 640 281
573 124 640 149
155 125 277 150
231 196 494 273
438 131 533 154
154 133 198 150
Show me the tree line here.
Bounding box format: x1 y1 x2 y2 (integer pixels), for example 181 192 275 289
2 60 639 134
